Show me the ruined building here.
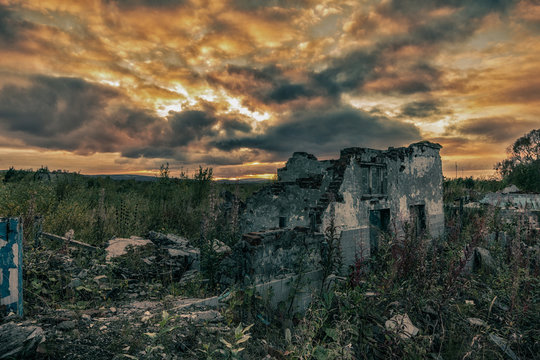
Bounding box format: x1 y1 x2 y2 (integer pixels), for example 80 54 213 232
220 142 444 310
240 141 443 264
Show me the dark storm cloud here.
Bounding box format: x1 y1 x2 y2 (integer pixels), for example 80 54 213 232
226 64 280 82
117 108 252 160
267 1 517 103
413 17 475 44
212 51 379 104
382 0 514 18
311 0 513 97
377 0 517 50
0 5 14 41
208 65 317 105
122 147 176 159
168 110 218 146
0 76 119 137
394 80 431 94
216 47 436 104
446 116 538 142
221 118 252 134
0 76 253 163
0 76 166 154
210 0 516 107
0 4 32 45
312 51 442 97
112 107 161 135
213 106 421 155
106 0 185 9
401 100 448 118
232 0 310 11
164 108 253 146
267 84 313 103
312 50 378 97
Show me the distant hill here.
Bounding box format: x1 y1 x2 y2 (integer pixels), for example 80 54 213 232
1 169 272 184
86 174 271 184
86 174 158 182
215 178 271 184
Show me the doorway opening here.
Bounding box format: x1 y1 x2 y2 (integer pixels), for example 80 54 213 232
410 204 426 236
369 209 390 256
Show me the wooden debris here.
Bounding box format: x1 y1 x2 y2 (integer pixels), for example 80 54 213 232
41 232 98 251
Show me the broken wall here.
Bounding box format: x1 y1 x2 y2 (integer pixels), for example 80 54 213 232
229 142 444 310
324 143 443 231
241 184 322 232
220 228 322 286
480 192 540 230
324 142 443 271
219 228 324 312
390 142 444 238
241 152 340 233
277 152 331 182
240 141 444 275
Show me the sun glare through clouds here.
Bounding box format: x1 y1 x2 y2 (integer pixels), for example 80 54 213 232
0 0 538 179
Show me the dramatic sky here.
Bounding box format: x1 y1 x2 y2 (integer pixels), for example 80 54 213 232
0 0 538 179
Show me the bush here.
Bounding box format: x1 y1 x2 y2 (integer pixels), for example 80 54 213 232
288 207 539 359
496 128 540 192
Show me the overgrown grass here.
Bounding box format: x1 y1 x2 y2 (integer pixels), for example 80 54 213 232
0 168 265 246
2 170 538 359
1 167 265 315
443 177 505 203
286 201 539 359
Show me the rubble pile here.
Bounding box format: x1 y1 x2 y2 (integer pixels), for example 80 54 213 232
106 231 200 283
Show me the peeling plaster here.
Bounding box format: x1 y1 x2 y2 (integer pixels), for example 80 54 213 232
1 218 23 316
241 141 444 265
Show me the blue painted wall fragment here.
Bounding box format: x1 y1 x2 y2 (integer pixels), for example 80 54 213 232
0 217 23 317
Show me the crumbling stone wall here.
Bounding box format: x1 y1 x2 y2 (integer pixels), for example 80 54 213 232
388 142 444 238
240 141 444 272
220 228 322 286
326 142 443 235
224 143 443 310
219 227 324 312
241 184 321 232
277 152 332 182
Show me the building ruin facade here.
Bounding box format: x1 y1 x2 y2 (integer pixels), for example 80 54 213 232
220 141 444 311
240 141 444 266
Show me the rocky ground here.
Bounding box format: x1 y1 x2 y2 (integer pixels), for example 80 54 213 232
1 233 283 359
3 298 235 359
2 224 538 359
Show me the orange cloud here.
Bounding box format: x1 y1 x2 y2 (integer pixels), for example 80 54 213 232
0 0 538 179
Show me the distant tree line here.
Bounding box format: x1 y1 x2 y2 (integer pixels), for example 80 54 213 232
496 128 540 192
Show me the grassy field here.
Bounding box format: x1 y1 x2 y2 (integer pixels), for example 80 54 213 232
0 167 264 246
0 168 538 359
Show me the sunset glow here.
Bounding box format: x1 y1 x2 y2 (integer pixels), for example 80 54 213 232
0 0 538 179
